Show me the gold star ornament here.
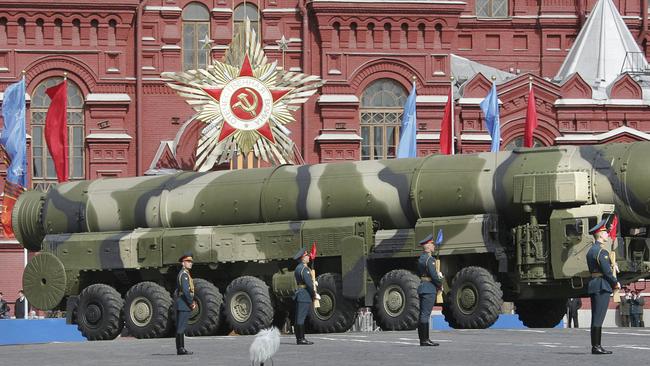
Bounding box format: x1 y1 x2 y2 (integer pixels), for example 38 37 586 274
162 20 324 170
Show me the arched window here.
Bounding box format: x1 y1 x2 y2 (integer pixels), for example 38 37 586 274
360 79 408 160
31 77 85 190
182 2 210 71
233 3 260 41
503 136 543 150
476 0 508 18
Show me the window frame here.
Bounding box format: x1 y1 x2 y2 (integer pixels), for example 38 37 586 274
476 0 509 19
359 79 408 160
182 2 211 71
30 77 85 190
233 3 261 41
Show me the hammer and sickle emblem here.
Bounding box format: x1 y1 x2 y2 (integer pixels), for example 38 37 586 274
232 88 259 117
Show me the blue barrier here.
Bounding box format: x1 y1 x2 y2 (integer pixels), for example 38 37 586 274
0 319 86 345
432 314 564 330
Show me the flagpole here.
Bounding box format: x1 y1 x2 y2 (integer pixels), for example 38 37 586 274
450 76 455 155
528 75 532 92
63 71 67 81
21 69 28 319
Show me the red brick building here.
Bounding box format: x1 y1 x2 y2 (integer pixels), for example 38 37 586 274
1 0 650 309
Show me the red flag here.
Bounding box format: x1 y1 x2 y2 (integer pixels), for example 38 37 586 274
608 215 618 239
44 80 68 183
309 241 317 261
1 180 25 237
439 88 453 155
524 87 537 148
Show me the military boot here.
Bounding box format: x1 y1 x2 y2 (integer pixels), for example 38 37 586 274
177 334 193 355
295 324 313 345
418 323 439 346
591 327 611 355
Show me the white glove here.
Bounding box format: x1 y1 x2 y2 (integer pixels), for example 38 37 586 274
438 272 444 279
314 281 319 286
613 264 620 274
315 293 321 300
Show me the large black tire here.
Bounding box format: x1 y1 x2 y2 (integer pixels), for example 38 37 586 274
373 269 420 331
443 266 503 329
185 278 223 336
308 273 357 333
76 284 124 340
224 276 274 335
124 282 173 339
515 299 567 328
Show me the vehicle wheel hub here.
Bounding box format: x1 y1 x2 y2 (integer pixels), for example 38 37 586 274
231 292 252 323
384 285 404 316
85 304 102 325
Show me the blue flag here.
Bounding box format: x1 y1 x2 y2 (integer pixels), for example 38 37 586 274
1 78 27 187
479 82 500 152
396 81 417 158
435 229 443 246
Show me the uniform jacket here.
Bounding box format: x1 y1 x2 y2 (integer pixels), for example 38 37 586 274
586 242 618 295
293 262 315 303
417 252 443 295
567 298 582 313
631 296 645 315
14 297 25 319
620 297 631 315
0 299 9 318
175 268 195 312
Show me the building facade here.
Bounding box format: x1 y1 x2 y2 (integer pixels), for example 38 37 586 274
1 0 650 307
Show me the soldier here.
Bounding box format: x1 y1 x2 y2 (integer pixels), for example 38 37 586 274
630 290 645 327
175 252 195 355
620 289 631 327
566 298 582 328
293 248 318 345
586 219 620 355
416 234 443 347
0 292 9 319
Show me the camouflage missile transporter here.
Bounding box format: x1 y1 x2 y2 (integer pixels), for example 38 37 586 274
13 142 650 340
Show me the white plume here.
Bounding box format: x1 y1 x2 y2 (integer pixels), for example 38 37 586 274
249 327 280 365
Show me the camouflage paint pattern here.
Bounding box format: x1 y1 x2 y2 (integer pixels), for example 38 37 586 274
14 142 650 310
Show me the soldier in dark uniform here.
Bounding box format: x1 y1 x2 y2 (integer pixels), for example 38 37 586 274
416 233 443 347
175 252 195 355
586 219 620 355
566 297 582 328
630 290 645 327
293 248 318 345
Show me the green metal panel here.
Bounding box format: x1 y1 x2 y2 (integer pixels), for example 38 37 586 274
341 235 368 299
134 228 163 268
549 204 615 279
212 221 302 262
43 231 136 270
417 214 497 256
162 227 212 265
302 217 362 256
513 172 590 204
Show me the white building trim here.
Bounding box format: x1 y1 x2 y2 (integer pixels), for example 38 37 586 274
0 92 31 102
318 95 359 103
555 126 650 142
458 97 503 105
86 133 133 140
315 133 362 141
555 98 650 106
416 95 448 103
462 134 493 141
85 94 131 103
144 6 182 12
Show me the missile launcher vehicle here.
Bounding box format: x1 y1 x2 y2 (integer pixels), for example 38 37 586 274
14 141 650 340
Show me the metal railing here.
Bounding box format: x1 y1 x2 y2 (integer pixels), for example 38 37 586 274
621 52 650 74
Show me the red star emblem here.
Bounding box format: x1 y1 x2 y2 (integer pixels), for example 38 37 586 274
202 55 290 143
